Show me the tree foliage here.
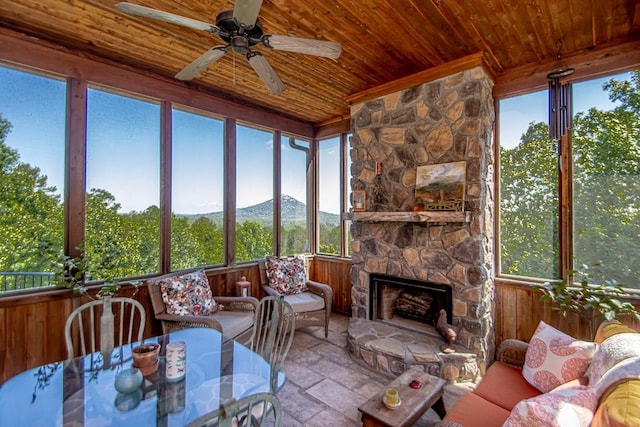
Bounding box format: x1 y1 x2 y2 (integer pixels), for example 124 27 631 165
501 71 640 289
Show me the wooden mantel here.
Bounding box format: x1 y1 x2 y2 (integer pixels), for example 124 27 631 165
342 211 471 223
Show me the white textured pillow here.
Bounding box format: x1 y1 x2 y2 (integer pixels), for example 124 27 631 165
503 381 598 427
585 332 640 386
522 321 597 393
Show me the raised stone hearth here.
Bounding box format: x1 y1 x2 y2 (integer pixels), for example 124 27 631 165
347 318 479 382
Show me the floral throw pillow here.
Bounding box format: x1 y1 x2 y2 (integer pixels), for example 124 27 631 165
158 270 217 316
503 381 598 427
522 321 597 393
265 256 307 295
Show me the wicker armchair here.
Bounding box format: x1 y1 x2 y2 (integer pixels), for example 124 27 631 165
146 272 259 345
258 259 333 337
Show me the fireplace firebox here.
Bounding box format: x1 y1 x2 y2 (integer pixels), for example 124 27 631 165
369 274 452 335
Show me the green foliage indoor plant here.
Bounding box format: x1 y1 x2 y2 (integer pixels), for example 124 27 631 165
533 264 640 322
49 242 140 299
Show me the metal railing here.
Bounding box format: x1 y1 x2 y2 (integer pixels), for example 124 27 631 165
0 272 54 293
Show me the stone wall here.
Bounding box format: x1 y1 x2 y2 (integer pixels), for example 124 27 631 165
348 66 496 369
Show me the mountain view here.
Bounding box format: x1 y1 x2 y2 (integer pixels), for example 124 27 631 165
179 195 340 226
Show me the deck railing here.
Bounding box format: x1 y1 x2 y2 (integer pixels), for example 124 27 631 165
0 272 54 292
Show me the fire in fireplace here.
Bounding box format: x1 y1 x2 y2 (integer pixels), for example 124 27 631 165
369 274 452 335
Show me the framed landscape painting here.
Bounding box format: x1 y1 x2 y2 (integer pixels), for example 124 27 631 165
414 161 466 211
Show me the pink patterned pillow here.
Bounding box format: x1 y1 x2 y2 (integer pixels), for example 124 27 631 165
157 270 217 316
503 382 598 427
265 256 307 295
522 321 596 393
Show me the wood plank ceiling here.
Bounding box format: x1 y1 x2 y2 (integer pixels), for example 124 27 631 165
0 0 638 126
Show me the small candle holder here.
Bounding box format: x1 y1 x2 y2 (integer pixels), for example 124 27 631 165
383 387 401 410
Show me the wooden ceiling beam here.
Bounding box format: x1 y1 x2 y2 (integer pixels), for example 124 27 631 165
494 37 640 99
346 52 494 106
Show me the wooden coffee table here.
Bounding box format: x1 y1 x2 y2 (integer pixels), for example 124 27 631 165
359 368 447 427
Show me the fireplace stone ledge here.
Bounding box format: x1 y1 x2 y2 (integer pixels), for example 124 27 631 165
347 318 480 382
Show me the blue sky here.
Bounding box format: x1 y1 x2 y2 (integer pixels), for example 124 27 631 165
0 64 632 214
499 74 630 149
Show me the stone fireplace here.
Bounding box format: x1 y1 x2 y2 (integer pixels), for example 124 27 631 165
346 61 495 378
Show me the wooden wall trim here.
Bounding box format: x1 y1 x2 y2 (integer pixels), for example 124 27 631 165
346 52 493 105
494 37 640 99
0 27 315 138
314 116 350 139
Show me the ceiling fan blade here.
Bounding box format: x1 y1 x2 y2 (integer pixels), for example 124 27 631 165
233 0 263 29
115 2 219 34
175 46 229 81
262 34 342 59
246 52 286 95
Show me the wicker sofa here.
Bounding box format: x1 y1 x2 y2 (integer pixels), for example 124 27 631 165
438 320 640 427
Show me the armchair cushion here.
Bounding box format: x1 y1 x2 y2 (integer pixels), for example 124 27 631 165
264 256 307 295
157 269 217 316
523 321 596 393
280 291 325 314
211 311 255 340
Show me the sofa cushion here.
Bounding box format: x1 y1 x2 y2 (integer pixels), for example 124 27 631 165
473 361 541 411
265 255 307 295
585 332 640 386
594 321 636 345
523 321 596 393
592 379 640 427
503 381 598 427
282 291 325 313
444 391 512 426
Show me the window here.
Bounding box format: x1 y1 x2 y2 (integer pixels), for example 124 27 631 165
86 87 160 280
499 90 558 279
572 72 640 289
0 65 66 291
280 135 310 255
235 124 274 262
171 108 224 269
499 70 640 289
318 136 342 255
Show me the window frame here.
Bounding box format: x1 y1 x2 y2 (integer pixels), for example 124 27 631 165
495 70 640 289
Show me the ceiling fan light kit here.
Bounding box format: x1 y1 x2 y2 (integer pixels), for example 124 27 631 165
115 0 342 94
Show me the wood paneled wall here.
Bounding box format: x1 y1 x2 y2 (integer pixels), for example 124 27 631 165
2 258 639 384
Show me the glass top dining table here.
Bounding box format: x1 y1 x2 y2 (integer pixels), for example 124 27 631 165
0 327 284 426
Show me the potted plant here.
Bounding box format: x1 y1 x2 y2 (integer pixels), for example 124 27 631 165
532 264 640 336
49 242 141 299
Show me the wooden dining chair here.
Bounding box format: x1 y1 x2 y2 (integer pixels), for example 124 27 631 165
249 296 295 391
64 296 146 358
186 392 282 427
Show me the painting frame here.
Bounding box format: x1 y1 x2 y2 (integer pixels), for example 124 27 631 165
353 190 366 212
414 161 466 211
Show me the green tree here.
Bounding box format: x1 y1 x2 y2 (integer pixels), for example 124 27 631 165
0 114 63 277
236 221 273 261
501 71 640 288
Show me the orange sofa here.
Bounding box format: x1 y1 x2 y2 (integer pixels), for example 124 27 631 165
437 320 640 427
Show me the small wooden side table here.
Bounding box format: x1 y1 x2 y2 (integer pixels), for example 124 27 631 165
359 368 447 427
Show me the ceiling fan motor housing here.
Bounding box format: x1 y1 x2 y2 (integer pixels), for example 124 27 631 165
216 9 263 53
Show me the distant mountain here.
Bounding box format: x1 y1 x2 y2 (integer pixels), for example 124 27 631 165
179 195 340 226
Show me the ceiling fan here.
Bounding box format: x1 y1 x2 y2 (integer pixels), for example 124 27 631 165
115 0 342 94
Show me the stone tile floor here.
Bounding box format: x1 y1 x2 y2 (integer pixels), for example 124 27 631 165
277 313 474 426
